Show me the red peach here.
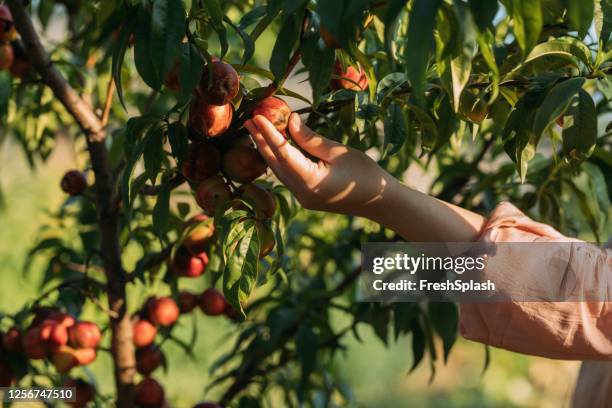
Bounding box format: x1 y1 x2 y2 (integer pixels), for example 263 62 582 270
182 214 215 253
171 245 209 278
199 288 227 316
147 297 180 327
61 170 88 196
189 96 233 137
136 345 163 375
135 378 165 408
252 97 291 134
178 291 199 314
133 320 157 348
68 321 101 349
2 327 22 353
330 60 368 91
195 175 232 215
181 142 221 183
198 60 240 106
221 146 268 183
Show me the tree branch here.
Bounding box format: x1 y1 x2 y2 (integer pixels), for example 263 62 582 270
6 2 135 406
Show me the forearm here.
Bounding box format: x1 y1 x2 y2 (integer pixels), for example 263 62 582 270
363 178 486 242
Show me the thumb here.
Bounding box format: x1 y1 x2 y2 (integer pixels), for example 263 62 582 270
288 113 345 161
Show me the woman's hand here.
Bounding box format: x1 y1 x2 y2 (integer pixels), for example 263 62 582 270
244 113 398 219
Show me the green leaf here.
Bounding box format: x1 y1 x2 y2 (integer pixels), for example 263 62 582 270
296 324 318 386
404 103 438 152
565 0 594 38
167 122 189 165
428 303 458 363
376 72 408 103
239 5 267 29
134 8 158 89
151 0 186 88
562 89 597 167
202 0 228 57
404 0 443 102
0 71 11 119
269 11 303 81
510 0 543 57
383 102 409 156
111 14 136 110
302 38 335 106
153 183 170 239
384 0 410 62
225 17 255 65
522 37 593 69
143 126 165 183
533 77 585 140
409 319 426 372
595 0 612 48
468 0 499 32
178 43 204 102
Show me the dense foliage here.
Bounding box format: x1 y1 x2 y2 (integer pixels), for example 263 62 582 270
0 0 609 406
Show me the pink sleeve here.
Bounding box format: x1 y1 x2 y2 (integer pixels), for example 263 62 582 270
459 202 612 360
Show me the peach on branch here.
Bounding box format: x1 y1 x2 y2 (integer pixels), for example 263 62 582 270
181 142 221 183
133 319 157 348
171 245 209 278
198 60 240 106
199 288 227 316
189 96 233 137
182 214 215 253
221 145 267 183
68 321 101 349
136 345 163 375
135 378 165 408
330 60 368 91
61 170 88 196
178 291 199 314
23 327 47 360
2 326 22 353
147 297 179 327
252 97 291 134
236 183 276 220
39 319 69 351
195 175 232 215
47 311 76 328
51 346 79 373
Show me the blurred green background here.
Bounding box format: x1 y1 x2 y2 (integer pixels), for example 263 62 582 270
0 134 580 408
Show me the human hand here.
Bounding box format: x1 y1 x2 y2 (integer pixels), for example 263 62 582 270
244 113 398 219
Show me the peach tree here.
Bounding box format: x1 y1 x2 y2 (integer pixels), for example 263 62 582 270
0 0 610 406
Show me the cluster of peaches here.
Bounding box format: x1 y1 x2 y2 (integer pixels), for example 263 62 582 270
0 311 98 407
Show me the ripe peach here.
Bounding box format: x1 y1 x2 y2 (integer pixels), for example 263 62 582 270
61 170 88 196
221 146 267 183
133 319 157 348
39 320 69 351
0 6 17 42
255 222 275 258
189 96 233 137
236 183 276 220
73 347 97 366
136 345 163 375
181 142 221 183
224 304 241 321
330 60 368 91
0 360 14 387
178 291 199 314
198 60 240 106
135 378 165 408
195 175 232 215
68 321 101 349
171 245 209 278
63 378 95 408
147 297 179 327
199 288 227 316
252 97 291 134
0 42 14 70
2 327 22 353
182 214 215 253
23 327 47 360
52 346 79 373
193 403 222 408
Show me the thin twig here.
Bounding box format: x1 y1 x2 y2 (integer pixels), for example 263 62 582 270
100 77 115 127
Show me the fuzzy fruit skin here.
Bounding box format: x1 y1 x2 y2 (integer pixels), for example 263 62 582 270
63 378 95 408
136 345 163 375
2 327 22 353
52 346 79 373
61 170 88 196
189 96 233 137
181 142 221 183
133 320 157 348
255 222 275 258
331 60 368 91
0 6 17 43
39 320 69 351
195 175 232 215
23 327 47 360
135 378 165 408
198 61 240 106
183 214 215 253
222 145 267 183
0 43 14 70
199 289 227 316
178 291 199 314
68 321 101 349
148 297 180 327
252 97 291 134
193 403 222 408
236 183 276 220
0 360 14 387
171 245 209 278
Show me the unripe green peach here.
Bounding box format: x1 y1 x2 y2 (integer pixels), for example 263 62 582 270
222 146 267 183
195 175 232 215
